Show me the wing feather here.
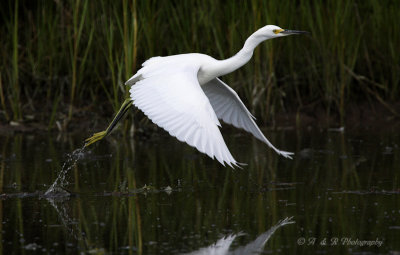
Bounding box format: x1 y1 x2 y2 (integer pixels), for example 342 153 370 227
202 78 294 159
128 64 239 166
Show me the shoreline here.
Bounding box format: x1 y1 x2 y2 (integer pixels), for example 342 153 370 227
1 101 399 135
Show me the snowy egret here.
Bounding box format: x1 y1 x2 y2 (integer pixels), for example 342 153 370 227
85 25 308 167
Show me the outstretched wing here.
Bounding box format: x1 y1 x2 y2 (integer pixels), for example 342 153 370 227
202 78 293 158
127 63 239 167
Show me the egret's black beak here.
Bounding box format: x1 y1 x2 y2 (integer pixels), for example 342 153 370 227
281 29 309 35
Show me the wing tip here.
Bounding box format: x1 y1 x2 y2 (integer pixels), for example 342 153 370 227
278 150 294 159
221 158 246 169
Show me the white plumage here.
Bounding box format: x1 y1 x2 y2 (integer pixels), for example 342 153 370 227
87 25 308 166
129 57 239 167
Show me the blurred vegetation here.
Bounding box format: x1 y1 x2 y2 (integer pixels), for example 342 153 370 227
0 0 399 128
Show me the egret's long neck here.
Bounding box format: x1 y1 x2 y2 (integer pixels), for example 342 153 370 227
204 31 266 79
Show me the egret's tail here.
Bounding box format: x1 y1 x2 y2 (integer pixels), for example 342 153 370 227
85 99 133 147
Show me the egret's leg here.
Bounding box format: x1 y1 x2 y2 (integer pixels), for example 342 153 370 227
85 99 133 147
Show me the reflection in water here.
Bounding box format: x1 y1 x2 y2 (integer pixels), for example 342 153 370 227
0 130 399 254
46 197 83 241
184 217 294 255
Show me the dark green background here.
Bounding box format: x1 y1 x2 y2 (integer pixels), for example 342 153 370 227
1 0 399 126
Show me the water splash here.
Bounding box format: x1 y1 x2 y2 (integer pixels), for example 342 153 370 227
45 146 86 196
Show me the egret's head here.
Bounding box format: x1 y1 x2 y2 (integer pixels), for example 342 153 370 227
257 25 309 39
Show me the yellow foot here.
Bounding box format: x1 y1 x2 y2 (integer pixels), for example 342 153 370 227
85 131 107 147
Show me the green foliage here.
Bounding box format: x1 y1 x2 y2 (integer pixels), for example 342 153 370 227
0 0 398 125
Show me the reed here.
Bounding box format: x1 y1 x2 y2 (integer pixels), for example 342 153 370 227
0 0 398 126
67 0 94 120
9 0 21 120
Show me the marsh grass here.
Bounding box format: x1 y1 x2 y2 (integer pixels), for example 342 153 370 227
0 0 398 126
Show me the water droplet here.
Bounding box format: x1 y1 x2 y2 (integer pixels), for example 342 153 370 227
45 146 86 195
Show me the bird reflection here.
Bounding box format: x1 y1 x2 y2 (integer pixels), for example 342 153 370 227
46 194 293 254
183 217 294 255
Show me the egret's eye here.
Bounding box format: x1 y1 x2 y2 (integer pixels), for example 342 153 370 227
273 29 283 34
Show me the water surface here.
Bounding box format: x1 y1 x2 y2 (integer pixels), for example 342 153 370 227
0 127 399 254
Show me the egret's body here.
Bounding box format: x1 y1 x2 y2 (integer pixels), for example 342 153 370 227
86 25 308 167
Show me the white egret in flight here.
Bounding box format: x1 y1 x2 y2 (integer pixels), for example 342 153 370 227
85 25 308 167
